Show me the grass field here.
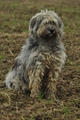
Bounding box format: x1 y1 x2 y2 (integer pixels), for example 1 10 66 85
0 0 80 120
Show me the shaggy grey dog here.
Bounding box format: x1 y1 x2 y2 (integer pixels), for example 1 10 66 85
4 10 66 99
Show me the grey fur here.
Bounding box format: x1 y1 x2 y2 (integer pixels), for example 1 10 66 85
4 10 66 99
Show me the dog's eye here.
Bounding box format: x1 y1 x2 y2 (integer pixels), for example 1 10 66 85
48 21 55 24
50 21 55 24
52 21 55 24
43 21 55 25
49 21 52 24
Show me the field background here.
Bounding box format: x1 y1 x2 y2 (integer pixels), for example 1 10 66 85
0 0 80 120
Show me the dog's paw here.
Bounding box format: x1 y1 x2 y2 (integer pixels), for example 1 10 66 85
45 89 56 100
30 92 40 98
4 77 26 91
45 93 56 100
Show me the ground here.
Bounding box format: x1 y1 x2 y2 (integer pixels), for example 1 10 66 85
0 0 80 120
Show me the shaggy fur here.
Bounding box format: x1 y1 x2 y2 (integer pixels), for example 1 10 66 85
4 10 66 99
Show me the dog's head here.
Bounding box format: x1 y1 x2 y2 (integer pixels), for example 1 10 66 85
29 10 64 41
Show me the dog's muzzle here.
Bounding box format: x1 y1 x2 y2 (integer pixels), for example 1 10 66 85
38 24 58 40
47 27 56 37
43 26 57 40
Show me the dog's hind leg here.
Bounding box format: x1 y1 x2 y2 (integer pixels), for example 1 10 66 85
4 70 27 91
4 60 27 91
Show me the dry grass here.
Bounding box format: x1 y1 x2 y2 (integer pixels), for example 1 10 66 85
0 0 80 119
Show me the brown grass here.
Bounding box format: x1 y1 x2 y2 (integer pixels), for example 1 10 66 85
0 0 80 119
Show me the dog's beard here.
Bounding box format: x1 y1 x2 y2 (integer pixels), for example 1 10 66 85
39 28 58 41
38 26 58 41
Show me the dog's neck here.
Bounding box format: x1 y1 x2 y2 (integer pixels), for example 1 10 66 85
29 35 64 52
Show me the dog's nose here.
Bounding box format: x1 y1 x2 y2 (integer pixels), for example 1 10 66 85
49 28 55 34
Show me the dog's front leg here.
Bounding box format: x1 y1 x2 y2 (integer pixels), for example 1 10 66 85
45 71 58 100
28 64 45 98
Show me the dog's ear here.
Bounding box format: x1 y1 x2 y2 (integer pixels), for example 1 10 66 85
57 18 63 28
30 18 36 29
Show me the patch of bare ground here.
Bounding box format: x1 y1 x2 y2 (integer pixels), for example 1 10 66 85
0 0 80 120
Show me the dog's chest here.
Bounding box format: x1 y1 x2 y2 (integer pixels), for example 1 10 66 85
30 49 58 65
26 44 66 71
